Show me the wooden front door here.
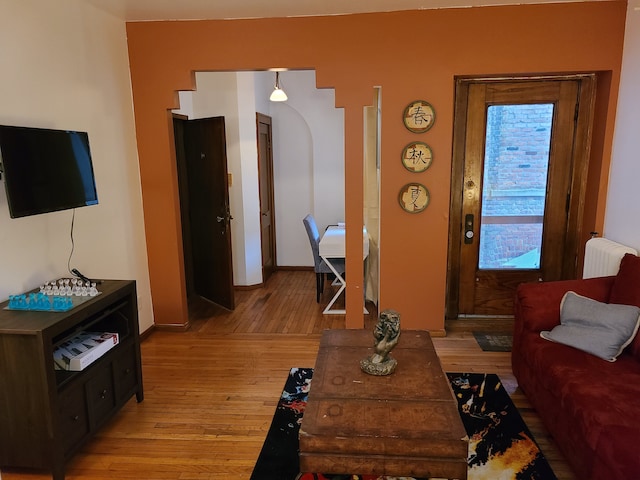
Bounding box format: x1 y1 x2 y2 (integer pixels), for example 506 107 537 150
257 113 276 283
447 76 595 317
174 116 235 310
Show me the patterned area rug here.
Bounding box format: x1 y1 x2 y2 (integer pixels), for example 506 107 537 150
473 332 513 352
250 369 556 480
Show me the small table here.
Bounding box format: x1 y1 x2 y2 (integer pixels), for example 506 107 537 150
299 329 468 479
318 226 369 315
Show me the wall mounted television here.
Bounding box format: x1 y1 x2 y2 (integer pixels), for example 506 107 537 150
0 125 99 218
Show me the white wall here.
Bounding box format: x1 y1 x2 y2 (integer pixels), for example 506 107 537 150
0 0 153 332
268 70 345 266
175 70 345 284
604 1 640 252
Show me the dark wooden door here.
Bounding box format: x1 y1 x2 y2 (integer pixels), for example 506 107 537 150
174 116 234 310
257 113 276 283
448 76 595 317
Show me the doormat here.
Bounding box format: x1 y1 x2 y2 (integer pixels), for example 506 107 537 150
473 331 513 352
250 368 556 480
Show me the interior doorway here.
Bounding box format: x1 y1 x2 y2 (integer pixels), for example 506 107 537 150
172 70 346 305
173 115 235 310
447 75 596 317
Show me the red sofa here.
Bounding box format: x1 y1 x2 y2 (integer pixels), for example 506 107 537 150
512 253 640 480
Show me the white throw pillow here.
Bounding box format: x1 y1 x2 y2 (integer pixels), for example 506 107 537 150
540 291 640 362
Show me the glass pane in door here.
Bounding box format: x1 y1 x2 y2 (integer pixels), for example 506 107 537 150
478 104 554 269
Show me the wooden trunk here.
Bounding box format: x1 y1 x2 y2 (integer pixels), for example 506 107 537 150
299 329 468 479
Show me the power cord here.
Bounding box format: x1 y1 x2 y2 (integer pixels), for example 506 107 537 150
67 209 93 284
67 209 76 277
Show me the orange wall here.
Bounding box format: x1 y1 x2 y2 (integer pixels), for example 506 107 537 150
126 2 626 331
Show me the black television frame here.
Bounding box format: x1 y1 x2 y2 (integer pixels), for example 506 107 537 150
0 125 99 218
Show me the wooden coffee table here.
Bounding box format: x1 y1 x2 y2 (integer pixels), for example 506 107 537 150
299 329 468 479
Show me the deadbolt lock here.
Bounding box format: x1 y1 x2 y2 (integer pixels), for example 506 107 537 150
464 214 474 244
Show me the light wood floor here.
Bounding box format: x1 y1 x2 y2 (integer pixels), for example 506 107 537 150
2 270 575 480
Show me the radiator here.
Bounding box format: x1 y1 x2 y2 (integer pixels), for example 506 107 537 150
582 237 638 279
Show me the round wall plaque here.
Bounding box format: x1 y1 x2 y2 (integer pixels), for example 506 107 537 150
401 142 433 172
402 100 436 133
398 183 430 213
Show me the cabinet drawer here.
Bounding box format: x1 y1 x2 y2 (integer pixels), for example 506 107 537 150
58 384 90 454
86 363 116 429
113 345 138 402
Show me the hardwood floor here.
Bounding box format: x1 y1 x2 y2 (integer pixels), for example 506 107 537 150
2 270 575 480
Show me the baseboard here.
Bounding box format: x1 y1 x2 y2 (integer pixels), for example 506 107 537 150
152 322 191 333
429 329 447 337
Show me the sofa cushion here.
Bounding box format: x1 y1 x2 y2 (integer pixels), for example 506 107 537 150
609 253 640 359
540 291 640 362
610 253 640 306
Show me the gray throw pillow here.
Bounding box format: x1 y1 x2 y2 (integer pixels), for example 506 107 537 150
540 291 640 362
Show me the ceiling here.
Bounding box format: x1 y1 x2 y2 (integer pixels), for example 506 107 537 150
83 0 605 21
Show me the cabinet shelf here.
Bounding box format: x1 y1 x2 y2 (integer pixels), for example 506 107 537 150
0 280 143 480
51 298 130 348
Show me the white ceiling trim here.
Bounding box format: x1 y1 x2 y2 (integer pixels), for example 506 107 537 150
82 0 610 22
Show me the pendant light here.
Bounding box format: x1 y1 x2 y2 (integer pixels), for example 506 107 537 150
269 72 288 102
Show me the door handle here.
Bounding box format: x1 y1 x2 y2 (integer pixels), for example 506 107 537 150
217 210 233 234
216 211 234 223
464 214 474 244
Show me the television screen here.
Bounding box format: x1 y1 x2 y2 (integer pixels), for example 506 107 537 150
0 125 99 218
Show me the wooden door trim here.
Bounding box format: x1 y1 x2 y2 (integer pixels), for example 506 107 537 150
446 81 470 319
256 113 277 280
172 115 195 300
446 74 596 319
565 75 596 276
